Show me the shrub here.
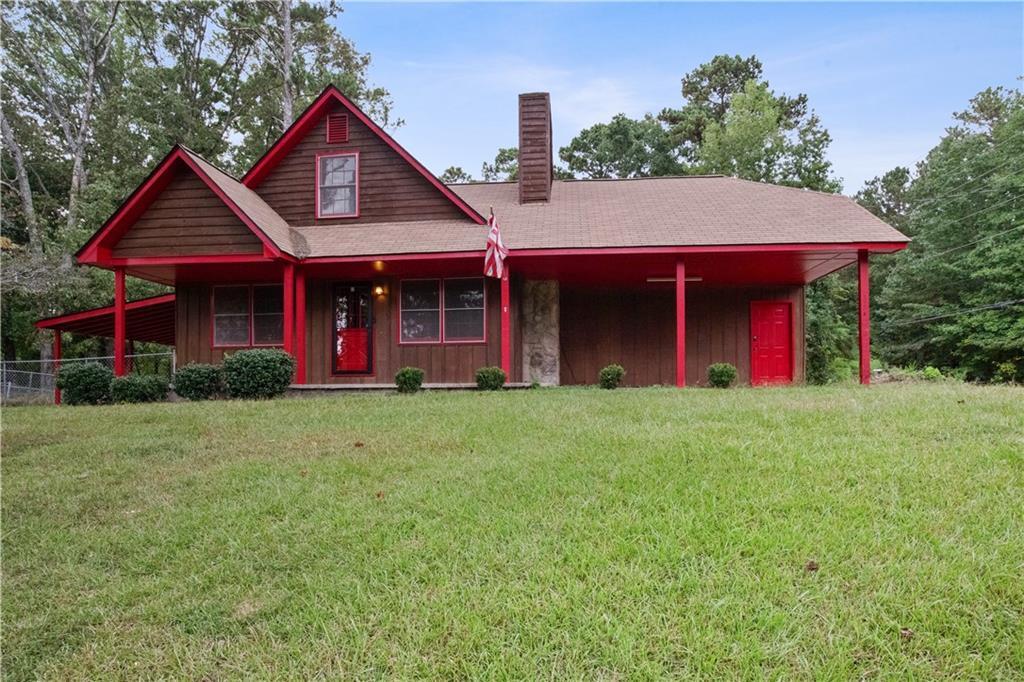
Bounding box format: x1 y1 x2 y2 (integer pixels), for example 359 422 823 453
223 349 295 400
56 362 113 405
598 364 626 390
475 366 506 391
707 362 738 388
993 360 1019 384
395 367 425 393
922 366 943 382
110 374 169 403
173 363 223 401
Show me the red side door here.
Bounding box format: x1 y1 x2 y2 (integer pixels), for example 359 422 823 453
750 301 792 385
334 284 373 374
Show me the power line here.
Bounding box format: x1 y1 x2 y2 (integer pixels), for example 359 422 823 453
887 299 1024 328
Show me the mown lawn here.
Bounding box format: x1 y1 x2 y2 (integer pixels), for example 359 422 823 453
3 384 1023 679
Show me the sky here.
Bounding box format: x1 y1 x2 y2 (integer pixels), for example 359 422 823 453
338 2 1023 194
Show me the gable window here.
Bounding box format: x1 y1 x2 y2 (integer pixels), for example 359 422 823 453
212 285 284 347
317 152 358 219
399 278 485 343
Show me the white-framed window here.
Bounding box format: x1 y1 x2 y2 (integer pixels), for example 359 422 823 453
316 152 359 218
212 285 283 347
399 278 485 344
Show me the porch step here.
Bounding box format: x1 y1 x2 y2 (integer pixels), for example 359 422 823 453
289 382 533 392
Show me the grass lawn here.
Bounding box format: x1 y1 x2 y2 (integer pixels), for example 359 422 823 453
3 383 1023 679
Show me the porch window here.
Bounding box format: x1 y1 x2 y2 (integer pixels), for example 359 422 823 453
399 278 485 343
212 285 284 347
317 152 358 218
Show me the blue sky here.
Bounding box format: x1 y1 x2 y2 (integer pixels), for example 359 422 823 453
339 2 1023 193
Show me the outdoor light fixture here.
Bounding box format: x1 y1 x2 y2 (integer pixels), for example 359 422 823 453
373 285 386 297
372 260 385 272
646 276 703 283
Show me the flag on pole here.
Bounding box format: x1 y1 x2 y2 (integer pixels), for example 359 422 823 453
484 209 508 279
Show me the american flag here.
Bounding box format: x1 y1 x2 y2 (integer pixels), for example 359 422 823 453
484 210 508 279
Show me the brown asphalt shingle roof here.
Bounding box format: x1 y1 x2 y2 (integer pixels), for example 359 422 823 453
289 176 906 258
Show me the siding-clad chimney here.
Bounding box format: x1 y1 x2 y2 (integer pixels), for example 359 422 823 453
518 92 552 203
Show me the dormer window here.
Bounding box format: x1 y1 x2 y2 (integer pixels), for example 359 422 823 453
316 152 359 218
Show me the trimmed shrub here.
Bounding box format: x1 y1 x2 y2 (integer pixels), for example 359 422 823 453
395 367 425 393
475 366 506 391
921 366 943 381
110 374 169 403
707 363 738 388
598 364 626 390
56 362 113 405
223 349 295 400
173 363 223 401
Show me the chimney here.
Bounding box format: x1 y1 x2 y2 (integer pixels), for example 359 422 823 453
518 92 552 203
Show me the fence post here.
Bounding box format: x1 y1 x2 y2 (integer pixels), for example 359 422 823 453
53 331 62 405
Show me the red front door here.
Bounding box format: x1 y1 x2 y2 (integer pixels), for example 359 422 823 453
750 301 792 385
334 283 373 374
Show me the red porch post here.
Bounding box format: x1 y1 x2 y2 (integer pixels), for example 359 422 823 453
283 263 295 357
500 265 511 378
858 249 871 385
53 330 62 405
675 259 686 387
114 268 126 376
294 267 306 384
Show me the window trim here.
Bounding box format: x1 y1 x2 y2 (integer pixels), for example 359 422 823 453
210 284 285 349
315 150 360 220
397 277 487 346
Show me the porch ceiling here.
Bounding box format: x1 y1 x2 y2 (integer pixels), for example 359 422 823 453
35 294 176 346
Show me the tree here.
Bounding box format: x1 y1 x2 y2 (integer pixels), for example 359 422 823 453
558 114 683 179
440 166 474 184
480 147 520 182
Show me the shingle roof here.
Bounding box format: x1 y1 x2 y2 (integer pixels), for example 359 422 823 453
290 176 907 259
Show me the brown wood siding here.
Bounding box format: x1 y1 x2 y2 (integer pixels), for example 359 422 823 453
112 171 262 258
253 102 469 226
518 93 552 203
559 285 805 386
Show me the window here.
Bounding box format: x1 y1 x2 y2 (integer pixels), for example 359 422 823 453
317 152 358 218
212 285 284 347
399 278 485 343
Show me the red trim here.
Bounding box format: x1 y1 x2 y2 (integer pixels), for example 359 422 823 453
241 85 485 225
750 300 794 386
114 269 126 376
326 113 349 143
314 150 360 220
35 293 176 329
330 282 376 377
397 277 488 345
443 277 488 344
295 268 306 384
675 260 685 387
104 255 275 267
858 250 871 385
210 284 285 349
305 251 482 264
510 242 910 258
283 264 295 355
53 331 61 405
500 270 511 376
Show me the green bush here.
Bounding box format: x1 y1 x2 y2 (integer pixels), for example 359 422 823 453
56 362 113 405
173 363 223 401
993 360 1019 384
598 364 626 390
922 366 943 381
223 349 296 400
110 374 169 403
475 366 506 391
395 367 425 393
707 363 738 388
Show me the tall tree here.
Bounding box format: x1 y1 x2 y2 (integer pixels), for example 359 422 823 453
440 166 474 184
480 147 520 182
558 114 683 179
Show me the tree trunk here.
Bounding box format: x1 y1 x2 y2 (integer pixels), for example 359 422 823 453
0 110 44 257
280 0 294 127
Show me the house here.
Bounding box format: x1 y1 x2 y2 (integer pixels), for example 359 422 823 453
37 86 908 395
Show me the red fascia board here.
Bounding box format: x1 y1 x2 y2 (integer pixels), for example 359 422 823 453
241 85 486 226
105 254 277 266
508 242 909 257
35 294 176 330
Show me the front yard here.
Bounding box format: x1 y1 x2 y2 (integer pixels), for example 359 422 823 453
3 384 1022 679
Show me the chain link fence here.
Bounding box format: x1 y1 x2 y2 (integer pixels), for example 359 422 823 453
1 353 175 405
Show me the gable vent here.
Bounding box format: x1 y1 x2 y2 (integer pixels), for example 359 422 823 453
326 113 349 143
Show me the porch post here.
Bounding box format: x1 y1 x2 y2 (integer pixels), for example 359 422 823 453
294 267 306 384
858 249 871 385
500 265 511 378
53 330 62 405
675 259 686 387
114 268 126 376
283 263 295 357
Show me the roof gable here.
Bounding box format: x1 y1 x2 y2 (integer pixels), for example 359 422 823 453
241 85 484 225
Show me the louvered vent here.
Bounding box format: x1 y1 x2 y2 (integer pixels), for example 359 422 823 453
326 113 349 143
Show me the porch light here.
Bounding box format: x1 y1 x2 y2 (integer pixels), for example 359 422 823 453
372 260 385 272
373 285 386 297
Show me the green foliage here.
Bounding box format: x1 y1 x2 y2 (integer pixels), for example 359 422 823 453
922 366 943 382
222 349 295 400
806 275 855 384
110 374 169 403
173 363 224 401
440 166 474 184
475 366 506 391
559 114 683 178
480 147 520 182
56 362 113 405
707 363 737 388
598 364 626 389
992 360 1019 384
394 367 425 394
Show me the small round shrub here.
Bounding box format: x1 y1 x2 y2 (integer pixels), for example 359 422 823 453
56 362 113 405
223 349 295 399
598 364 626 389
173 363 223 401
395 367 425 393
993 360 1018 384
707 362 738 388
921 366 943 381
475 366 506 391
110 374 169 403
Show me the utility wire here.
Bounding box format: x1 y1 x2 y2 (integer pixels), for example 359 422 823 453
887 299 1024 328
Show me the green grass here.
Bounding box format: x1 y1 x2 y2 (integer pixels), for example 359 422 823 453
3 384 1023 679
